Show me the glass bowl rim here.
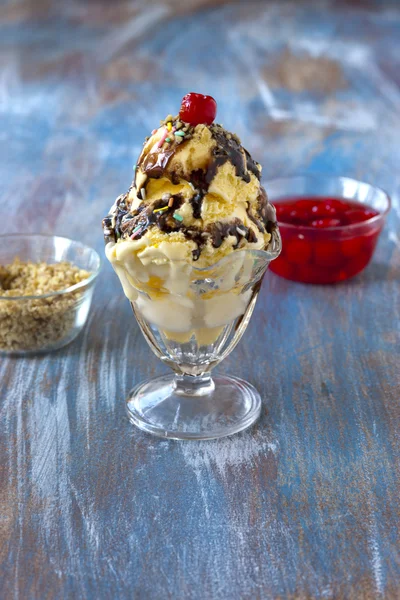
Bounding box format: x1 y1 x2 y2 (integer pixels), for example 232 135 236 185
0 233 102 301
264 174 391 232
106 227 282 273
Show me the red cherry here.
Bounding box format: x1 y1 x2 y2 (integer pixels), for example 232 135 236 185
179 93 217 126
340 237 364 258
290 208 310 224
311 202 337 217
269 196 381 283
314 241 341 267
275 203 310 225
269 258 296 281
343 254 371 279
311 218 341 228
326 198 349 212
285 236 313 265
344 209 378 225
293 199 316 211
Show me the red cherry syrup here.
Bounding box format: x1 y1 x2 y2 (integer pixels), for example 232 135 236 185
179 93 217 126
270 196 382 284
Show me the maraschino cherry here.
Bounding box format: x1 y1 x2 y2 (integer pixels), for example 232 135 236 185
179 93 217 126
271 196 382 284
275 197 379 228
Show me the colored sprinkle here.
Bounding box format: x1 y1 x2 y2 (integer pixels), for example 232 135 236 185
157 126 169 148
173 213 183 222
157 125 176 148
141 188 146 200
153 206 168 214
130 226 142 239
236 226 247 236
168 197 174 207
167 122 172 131
175 130 185 137
133 164 137 171
151 129 157 135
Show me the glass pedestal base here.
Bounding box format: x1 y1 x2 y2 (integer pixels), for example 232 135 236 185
126 373 262 440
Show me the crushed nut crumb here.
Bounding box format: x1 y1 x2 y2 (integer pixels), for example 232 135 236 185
0 259 91 353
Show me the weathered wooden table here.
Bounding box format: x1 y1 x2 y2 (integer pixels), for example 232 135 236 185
1 1 399 598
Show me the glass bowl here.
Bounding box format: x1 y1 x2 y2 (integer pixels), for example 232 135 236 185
0 234 101 355
106 227 281 440
266 175 391 284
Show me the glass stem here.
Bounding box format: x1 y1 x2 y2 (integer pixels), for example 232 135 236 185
174 373 215 397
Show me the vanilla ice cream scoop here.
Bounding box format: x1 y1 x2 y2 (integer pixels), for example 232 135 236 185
103 101 276 262
103 93 278 343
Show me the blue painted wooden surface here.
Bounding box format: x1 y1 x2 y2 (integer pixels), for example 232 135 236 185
1 1 400 598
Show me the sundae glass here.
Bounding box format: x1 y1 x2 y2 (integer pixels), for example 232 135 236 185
103 93 281 439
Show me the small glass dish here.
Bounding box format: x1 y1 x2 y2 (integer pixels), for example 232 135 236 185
107 228 281 440
0 234 101 356
266 175 391 284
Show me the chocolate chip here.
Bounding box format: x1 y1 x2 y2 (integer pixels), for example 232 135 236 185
192 247 200 261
